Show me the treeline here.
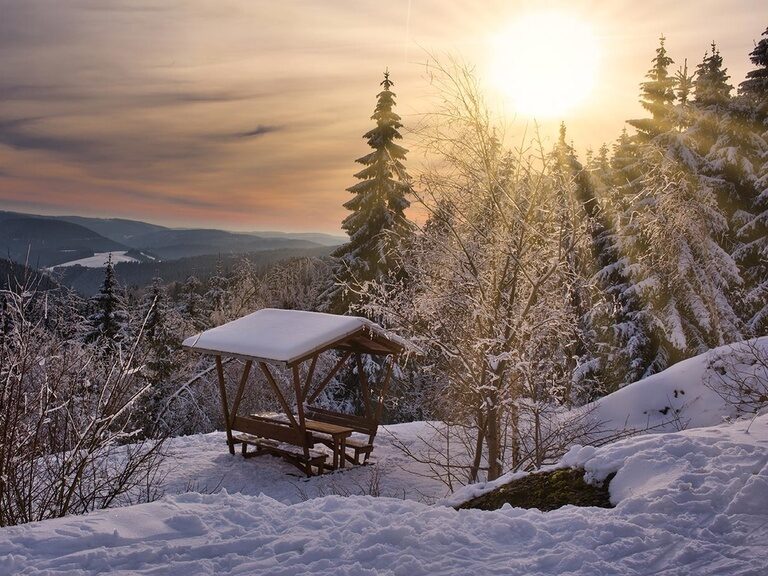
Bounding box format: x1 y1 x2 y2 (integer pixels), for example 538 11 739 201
0 254 337 526
323 31 768 482
52 246 332 296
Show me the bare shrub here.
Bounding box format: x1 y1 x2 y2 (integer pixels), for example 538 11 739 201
0 279 167 527
705 339 768 415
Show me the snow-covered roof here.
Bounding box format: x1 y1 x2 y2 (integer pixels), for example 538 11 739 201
182 308 410 366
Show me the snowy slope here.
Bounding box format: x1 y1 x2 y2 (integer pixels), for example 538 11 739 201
583 337 768 439
51 251 138 269
1 413 767 575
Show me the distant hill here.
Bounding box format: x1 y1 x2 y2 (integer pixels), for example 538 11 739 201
123 228 320 260
250 231 346 247
1 211 330 262
52 246 333 296
0 215 128 268
57 215 168 244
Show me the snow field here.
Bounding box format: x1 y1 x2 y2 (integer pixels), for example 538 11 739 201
2 339 768 574
2 413 767 575
52 251 138 269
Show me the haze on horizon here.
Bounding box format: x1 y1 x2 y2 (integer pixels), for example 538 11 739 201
0 0 765 234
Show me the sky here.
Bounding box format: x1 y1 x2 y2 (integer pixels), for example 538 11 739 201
0 1 766 234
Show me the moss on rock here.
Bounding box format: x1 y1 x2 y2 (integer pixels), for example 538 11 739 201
457 467 615 512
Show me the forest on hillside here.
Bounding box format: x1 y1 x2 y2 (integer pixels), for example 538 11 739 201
2 28 768 526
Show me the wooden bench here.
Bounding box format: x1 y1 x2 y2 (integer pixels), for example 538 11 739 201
231 415 327 476
305 405 378 465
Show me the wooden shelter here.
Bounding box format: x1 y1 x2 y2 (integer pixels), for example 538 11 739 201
182 308 410 476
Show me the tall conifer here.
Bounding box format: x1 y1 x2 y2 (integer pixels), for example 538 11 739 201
628 35 677 141
326 70 412 313
85 254 129 346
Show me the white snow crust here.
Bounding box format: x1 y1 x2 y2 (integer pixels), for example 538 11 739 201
182 308 411 364
2 341 768 574
2 414 767 575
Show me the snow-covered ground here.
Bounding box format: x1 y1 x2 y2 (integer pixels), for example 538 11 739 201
2 340 768 575
2 413 767 575
51 251 138 269
159 423 449 504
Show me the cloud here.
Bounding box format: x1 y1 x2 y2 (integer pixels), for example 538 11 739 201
0 117 105 159
235 125 282 138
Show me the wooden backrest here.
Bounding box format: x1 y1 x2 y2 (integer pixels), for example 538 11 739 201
232 415 312 447
305 405 378 438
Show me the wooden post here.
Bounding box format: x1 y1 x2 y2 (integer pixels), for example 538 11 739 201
215 355 235 454
375 355 397 424
230 360 253 427
356 353 372 420
292 364 312 475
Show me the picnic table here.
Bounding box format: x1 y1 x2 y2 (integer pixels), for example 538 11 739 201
249 412 353 470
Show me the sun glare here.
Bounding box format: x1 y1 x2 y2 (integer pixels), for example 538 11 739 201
488 12 600 119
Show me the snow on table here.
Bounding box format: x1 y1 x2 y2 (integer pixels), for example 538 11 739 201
2 414 767 575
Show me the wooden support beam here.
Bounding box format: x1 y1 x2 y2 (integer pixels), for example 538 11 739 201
230 360 253 427
375 355 397 424
301 354 318 401
215 355 235 454
356 353 372 421
307 351 353 404
292 363 311 472
293 364 306 429
259 362 299 428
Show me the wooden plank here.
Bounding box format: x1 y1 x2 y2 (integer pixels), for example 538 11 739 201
306 351 353 404
304 418 353 436
230 360 253 427
305 406 375 435
258 362 299 428
184 346 287 369
286 327 368 366
232 416 307 446
215 355 235 455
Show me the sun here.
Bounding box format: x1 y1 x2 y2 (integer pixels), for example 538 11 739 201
488 11 600 119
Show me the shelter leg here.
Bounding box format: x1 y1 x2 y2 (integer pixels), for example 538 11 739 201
215 355 235 455
356 353 373 420
230 360 253 428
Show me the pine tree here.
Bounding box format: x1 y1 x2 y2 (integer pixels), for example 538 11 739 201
735 26 768 334
84 254 129 346
205 259 230 325
739 26 768 122
178 275 208 331
134 278 182 438
694 43 732 110
675 59 695 107
614 145 743 371
556 126 650 394
628 35 677 141
326 70 412 313
690 44 740 233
